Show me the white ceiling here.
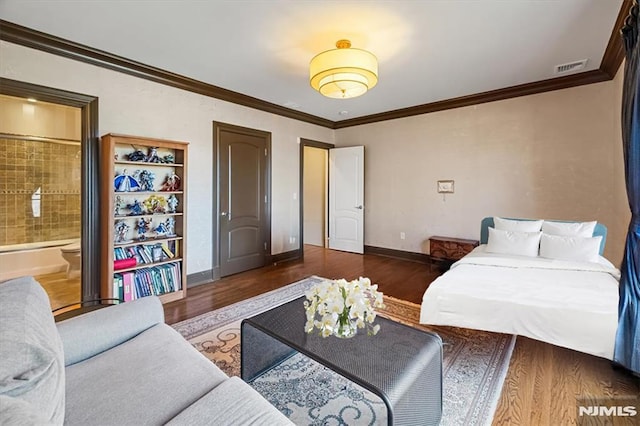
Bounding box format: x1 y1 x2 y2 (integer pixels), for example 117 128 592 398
0 0 624 122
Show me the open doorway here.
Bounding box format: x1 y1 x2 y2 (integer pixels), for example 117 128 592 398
300 140 365 258
303 146 328 247
299 139 333 259
0 94 82 309
0 78 100 310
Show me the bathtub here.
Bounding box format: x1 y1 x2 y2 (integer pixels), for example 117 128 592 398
0 239 77 281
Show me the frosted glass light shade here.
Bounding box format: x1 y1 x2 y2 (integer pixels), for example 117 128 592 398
310 40 378 99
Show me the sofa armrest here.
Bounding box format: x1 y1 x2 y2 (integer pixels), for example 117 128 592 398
56 296 164 366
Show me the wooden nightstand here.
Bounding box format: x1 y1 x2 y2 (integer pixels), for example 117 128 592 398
429 236 479 268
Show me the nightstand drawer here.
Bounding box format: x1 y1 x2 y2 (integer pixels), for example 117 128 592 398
429 236 479 261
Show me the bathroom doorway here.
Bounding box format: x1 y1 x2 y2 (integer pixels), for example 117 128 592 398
0 78 100 313
0 94 82 309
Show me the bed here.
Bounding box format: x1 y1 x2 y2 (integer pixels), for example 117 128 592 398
420 217 621 360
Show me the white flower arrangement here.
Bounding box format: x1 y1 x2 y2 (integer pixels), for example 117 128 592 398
304 277 385 338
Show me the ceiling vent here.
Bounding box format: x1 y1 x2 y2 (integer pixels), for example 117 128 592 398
554 59 588 75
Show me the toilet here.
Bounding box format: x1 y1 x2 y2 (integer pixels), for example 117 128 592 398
60 240 81 278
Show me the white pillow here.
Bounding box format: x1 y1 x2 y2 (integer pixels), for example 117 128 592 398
539 233 602 262
541 220 597 238
486 228 541 257
493 217 543 232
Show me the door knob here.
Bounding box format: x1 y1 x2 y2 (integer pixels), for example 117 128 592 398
221 211 228 216
355 205 363 210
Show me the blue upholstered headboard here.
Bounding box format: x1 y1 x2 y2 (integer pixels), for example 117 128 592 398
480 217 607 255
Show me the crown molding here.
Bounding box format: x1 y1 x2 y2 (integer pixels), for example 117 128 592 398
0 20 333 129
333 70 610 128
0 1 630 130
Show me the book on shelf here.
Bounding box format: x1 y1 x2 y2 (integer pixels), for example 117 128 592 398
135 272 149 297
122 272 134 302
136 245 152 263
113 262 182 301
114 258 136 270
133 273 148 298
114 247 128 260
168 240 178 256
161 242 175 258
112 274 124 302
115 242 175 266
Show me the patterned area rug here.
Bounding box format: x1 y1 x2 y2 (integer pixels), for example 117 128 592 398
172 276 516 426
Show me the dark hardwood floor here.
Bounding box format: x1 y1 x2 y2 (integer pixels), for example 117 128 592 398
163 244 639 425
163 244 440 324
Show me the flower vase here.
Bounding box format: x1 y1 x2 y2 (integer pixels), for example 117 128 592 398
335 314 358 338
304 277 384 339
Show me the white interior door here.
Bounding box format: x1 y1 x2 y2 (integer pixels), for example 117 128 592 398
329 146 364 253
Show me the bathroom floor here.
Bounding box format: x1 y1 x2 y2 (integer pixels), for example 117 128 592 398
35 271 81 314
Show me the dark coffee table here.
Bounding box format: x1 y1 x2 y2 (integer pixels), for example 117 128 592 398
241 296 443 425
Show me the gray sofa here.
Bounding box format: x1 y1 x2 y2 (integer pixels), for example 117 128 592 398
0 276 293 425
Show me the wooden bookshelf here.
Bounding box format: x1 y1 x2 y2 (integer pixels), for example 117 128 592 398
100 133 188 303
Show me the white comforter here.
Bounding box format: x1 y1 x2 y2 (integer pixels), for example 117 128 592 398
420 246 621 359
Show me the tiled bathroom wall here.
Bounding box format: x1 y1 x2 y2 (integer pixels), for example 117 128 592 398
0 94 81 249
0 137 81 246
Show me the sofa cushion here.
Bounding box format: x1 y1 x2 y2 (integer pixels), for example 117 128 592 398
64 323 228 426
0 276 66 425
57 295 164 366
166 376 293 425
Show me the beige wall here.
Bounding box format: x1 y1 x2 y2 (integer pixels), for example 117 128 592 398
303 146 327 246
335 79 626 263
0 41 334 276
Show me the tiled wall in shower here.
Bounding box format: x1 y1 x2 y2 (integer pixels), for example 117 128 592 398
0 137 81 246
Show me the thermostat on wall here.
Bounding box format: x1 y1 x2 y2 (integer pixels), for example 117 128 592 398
437 180 454 193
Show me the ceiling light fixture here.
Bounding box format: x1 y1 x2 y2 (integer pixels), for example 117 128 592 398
310 39 378 99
